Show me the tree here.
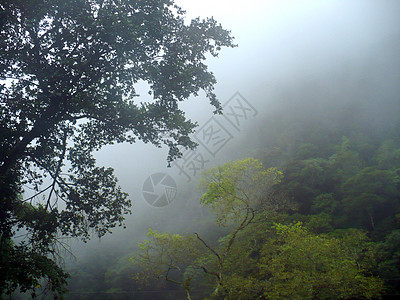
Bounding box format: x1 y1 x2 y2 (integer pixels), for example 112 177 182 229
133 158 384 299
196 158 283 297
133 158 283 298
0 0 235 296
259 223 384 299
375 230 400 293
341 167 399 230
132 229 204 300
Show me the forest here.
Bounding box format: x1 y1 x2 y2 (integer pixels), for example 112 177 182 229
1 0 400 299
64 89 400 299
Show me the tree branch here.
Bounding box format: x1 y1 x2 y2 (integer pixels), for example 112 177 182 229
165 266 182 285
194 232 221 262
46 130 68 210
222 207 255 262
22 184 52 202
200 266 220 280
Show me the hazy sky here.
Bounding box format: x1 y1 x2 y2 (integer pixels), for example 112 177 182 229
96 0 400 175
87 0 400 248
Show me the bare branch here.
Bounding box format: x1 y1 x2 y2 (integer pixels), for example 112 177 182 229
46 130 68 210
22 184 52 202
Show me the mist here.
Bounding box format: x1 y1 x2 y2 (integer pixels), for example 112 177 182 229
79 0 400 240
6 0 400 298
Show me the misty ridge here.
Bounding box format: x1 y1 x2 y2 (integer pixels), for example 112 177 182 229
1 0 400 299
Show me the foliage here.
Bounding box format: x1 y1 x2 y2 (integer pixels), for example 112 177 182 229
196 159 283 297
133 158 285 298
0 238 69 297
199 158 283 225
131 229 204 299
259 223 383 299
70 72 400 297
129 119 400 298
133 229 203 283
133 159 383 299
375 230 400 293
0 0 235 296
256 98 400 295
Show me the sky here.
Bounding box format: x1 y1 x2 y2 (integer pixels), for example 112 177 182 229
80 0 400 251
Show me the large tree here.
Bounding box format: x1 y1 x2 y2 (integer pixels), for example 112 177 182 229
133 158 284 299
0 0 235 296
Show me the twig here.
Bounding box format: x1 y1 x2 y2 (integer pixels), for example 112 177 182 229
46 130 67 210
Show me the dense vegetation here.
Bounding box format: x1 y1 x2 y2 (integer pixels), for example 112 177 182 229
2 0 399 299
65 94 400 299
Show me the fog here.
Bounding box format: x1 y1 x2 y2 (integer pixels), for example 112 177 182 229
66 0 400 283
